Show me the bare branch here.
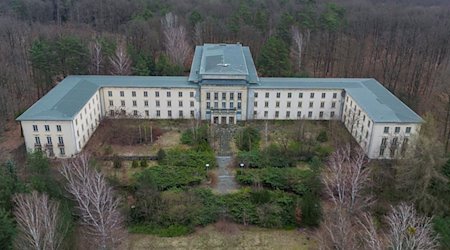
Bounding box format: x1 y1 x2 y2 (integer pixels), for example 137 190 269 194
59 154 126 249
109 40 131 75
161 12 192 67
13 191 67 250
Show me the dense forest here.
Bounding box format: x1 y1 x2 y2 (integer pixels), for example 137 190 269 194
0 0 449 150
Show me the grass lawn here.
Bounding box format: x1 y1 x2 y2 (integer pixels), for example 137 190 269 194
127 222 316 250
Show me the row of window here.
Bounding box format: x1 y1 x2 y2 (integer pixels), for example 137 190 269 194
34 135 64 146
255 92 338 99
255 101 337 109
109 100 195 108
32 124 62 132
379 137 409 157
108 90 195 98
383 126 412 134
206 101 241 110
206 92 242 100
110 109 195 118
255 110 336 119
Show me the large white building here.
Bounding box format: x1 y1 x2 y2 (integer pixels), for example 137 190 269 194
17 43 422 159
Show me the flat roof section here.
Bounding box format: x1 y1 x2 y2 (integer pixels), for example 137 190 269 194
200 44 248 76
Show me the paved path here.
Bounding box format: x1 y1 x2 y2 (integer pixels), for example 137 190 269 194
215 156 239 194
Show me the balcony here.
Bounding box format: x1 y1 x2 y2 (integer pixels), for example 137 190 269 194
57 142 65 147
34 143 42 149
210 108 237 115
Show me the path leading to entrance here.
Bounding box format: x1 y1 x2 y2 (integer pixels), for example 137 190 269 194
214 156 239 194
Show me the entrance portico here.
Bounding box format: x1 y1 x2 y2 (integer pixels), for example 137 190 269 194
210 109 237 124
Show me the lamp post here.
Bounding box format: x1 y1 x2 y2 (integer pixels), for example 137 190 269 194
239 163 244 168
205 163 210 172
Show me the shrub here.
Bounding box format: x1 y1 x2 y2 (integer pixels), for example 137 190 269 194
433 216 450 249
235 127 260 151
129 224 192 237
157 149 166 163
131 160 140 168
180 125 210 151
161 148 216 168
300 191 322 227
103 145 113 155
140 159 148 168
316 131 328 142
236 150 262 168
134 165 205 190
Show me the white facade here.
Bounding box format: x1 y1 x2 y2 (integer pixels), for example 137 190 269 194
17 43 422 159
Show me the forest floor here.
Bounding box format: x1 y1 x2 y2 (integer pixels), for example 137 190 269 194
0 121 24 162
127 221 316 250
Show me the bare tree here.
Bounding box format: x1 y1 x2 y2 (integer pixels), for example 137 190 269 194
109 40 131 75
59 154 126 250
90 39 103 75
386 203 439 250
161 12 192 67
317 207 359 250
13 191 68 250
291 26 304 73
359 203 439 250
323 144 372 213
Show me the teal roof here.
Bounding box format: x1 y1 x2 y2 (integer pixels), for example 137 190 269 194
254 78 423 123
188 43 259 84
17 76 196 121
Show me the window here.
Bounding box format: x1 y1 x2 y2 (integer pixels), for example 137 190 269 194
47 136 52 145
190 101 194 107
297 111 301 118
179 92 183 97
33 125 38 132
156 100 160 107
254 101 258 107
363 115 366 121
287 93 292 98
60 147 65 155
331 102 336 108
276 92 281 98
286 111 290 118
206 92 210 100
319 111 324 118
58 136 64 145
275 111 279 118
265 92 269 98
308 111 313 118
406 127 411 133
108 91 112 97
190 111 195 117
264 111 268 118
132 100 137 106
132 91 136 97
214 93 218 100
168 110 172 117
110 110 114 116
395 127 400 134
56 125 61 132
222 93 226 99
298 102 302 108
276 101 280 108
133 110 138 116
310 93 315 98
144 91 148 97
109 100 114 106
321 93 326 98
45 125 50 132
35 136 40 145
206 102 210 109
265 101 269 108
299 92 303 98
237 102 242 109
381 138 388 146
120 91 124 97
222 102 226 109
156 110 160 117
333 93 337 98
287 102 291 108
309 102 313 108
320 102 325 108
366 131 369 138
254 92 258 98
179 101 183 107
331 111 335 117
190 92 194 97
145 110 149 116
155 91 160 97
121 100 125 107
179 110 183 117
214 102 218 108
238 93 242 100
230 93 234 100
167 91 171 97
144 101 149 107
368 121 371 127
230 102 234 109
384 127 389 133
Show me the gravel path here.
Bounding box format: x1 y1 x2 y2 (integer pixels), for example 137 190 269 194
215 156 239 194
